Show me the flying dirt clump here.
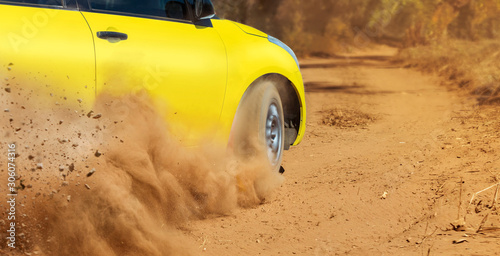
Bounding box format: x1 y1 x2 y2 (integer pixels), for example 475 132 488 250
0 87 284 256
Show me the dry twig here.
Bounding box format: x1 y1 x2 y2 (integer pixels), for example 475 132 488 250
468 182 500 208
458 178 463 220
476 213 490 233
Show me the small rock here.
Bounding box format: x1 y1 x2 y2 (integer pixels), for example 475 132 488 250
36 163 43 169
72 143 79 148
59 120 63 125
67 195 71 202
87 110 94 118
62 181 69 186
85 184 91 190
87 168 96 177
93 113 102 119
381 191 388 199
451 219 466 231
77 99 82 103
59 165 65 172
5 87 11 93
4 109 9 112
95 150 102 157
68 163 75 172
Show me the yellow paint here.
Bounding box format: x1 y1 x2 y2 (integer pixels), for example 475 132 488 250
81 12 227 145
0 5 95 108
0 4 306 147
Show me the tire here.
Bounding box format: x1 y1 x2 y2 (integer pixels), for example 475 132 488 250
230 80 285 172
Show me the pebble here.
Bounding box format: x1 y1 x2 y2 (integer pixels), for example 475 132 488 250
381 191 388 199
36 163 43 169
95 150 102 157
5 87 11 93
87 168 96 177
85 184 91 190
93 113 102 119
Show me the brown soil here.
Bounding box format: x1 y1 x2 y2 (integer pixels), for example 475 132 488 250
1 47 500 255
321 108 375 128
180 49 500 255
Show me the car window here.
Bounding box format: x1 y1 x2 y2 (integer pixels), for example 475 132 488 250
185 0 214 18
0 0 63 6
89 0 190 21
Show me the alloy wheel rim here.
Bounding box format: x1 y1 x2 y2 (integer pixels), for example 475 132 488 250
265 103 282 167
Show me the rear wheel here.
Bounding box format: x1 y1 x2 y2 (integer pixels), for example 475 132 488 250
230 80 285 172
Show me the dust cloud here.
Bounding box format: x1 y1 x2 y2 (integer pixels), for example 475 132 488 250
0 81 284 255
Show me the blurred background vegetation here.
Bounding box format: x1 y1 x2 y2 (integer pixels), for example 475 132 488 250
213 0 500 56
213 0 500 102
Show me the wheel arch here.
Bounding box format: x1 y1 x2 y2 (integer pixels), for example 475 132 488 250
231 73 304 150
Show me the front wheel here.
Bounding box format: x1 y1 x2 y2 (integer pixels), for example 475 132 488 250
230 80 285 172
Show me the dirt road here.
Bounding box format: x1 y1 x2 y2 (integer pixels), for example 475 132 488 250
182 47 500 255
1 47 499 256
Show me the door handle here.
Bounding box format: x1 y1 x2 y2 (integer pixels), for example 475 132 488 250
96 31 128 41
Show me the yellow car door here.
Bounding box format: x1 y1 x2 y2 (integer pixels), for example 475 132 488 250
80 0 227 145
0 1 95 108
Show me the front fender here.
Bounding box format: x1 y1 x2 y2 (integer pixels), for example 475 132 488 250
212 19 306 146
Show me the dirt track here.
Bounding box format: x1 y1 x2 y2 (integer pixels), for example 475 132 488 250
182 47 500 255
1 47 500 256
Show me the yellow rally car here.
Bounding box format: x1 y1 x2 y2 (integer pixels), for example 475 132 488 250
0 0 306 171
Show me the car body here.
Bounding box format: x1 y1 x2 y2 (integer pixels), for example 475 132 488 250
0 0 306 168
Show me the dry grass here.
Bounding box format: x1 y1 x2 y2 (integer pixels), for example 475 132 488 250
321 108 375 128
397 40 500 104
